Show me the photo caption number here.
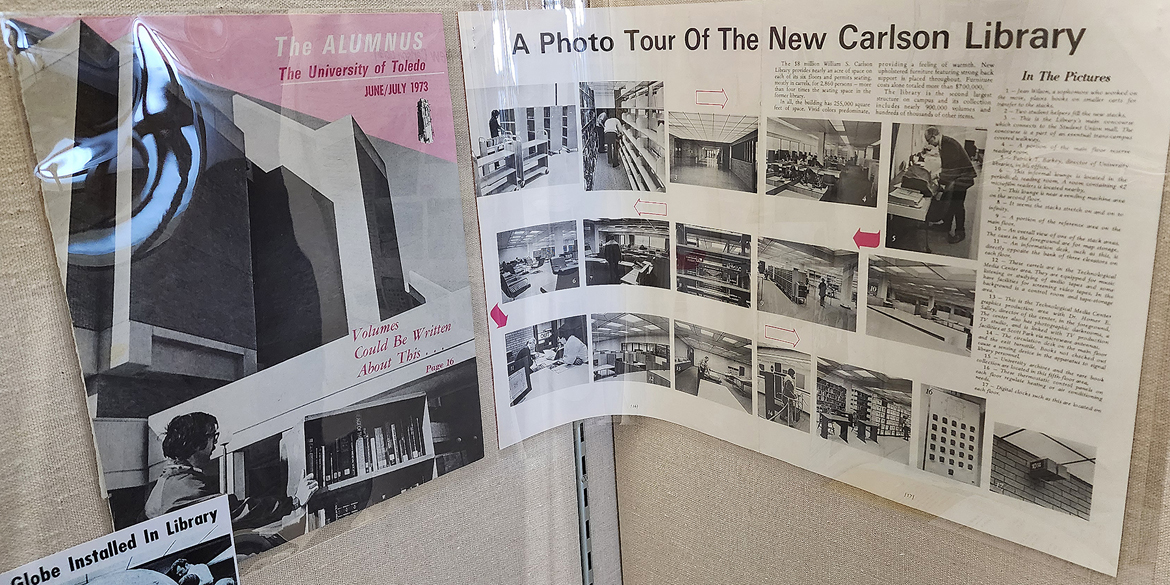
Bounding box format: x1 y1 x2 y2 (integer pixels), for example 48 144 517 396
412 80 429 93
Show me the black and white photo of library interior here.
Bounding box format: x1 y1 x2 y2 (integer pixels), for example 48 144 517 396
758 345 813 432
583 218 670 288
668 112 758 193
920 386 986 486
674 320 754 414
866 256 975 357
764 117 880 207
591 313 671 387
757 238 858 331
887 123 986 259
676 223 752 308
468 83 579 196
505 316 591 406
816 358 913 464
497 221 580 302
580 81 666 192
991 425 1095 520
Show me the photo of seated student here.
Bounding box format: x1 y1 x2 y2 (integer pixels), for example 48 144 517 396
583 218 669 288
590 313 671 386
580 81 666 192
676 223 752 308
496 221 580 302
467 84 580 196
504 316 591 406
764 117 880 207
866 256 976 357
886 123 985 259
816 357 913 464
757 238 858 331
757 345 813 432
673 320 753 413
669 112 758 193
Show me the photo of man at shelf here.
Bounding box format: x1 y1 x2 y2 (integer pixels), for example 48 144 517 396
496 221 580 302
674 320 753 414
583 218 670 288
816 357 913 464
590 313 672 386
504 316 591 406
468 83 580 196
764 117 881 207
579 81 666 192
887 123 985 259
757 238 858 331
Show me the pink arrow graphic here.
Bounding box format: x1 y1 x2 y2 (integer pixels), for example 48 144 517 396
634 198 667 217
764 324 800 347
695 89 727 108
490 303 508 328
853 229 880 249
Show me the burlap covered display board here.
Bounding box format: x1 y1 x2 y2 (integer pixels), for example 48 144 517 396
0 1 1168 584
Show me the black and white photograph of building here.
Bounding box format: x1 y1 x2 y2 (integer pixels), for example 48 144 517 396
757 345 813 432
919 386 985 486
764 117 880 207
468 84 580 196
591 313 671 386
676 223 752 308
504 316 591 406
583 218 669 288
674 320 754 414
887 123 986 259
669 112 758 193
867 256 975 357
580 81 666 192
758 238 858 331
497 221 580 302
816 358 913 464
991 425 1095 520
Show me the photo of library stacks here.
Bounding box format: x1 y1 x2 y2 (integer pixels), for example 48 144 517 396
764 117 880 207
991 425 1095 520
591 313 671 387
920 386 986 486
887 123 986 260
668 112 758 193
676 223 752 308
497 221 580 302
583 218 669 288
758 345 813 432
816 358 913 464
579 81 666 191
505 316 590 406
866 256 975 357
757 238 858 331
468 83 579 196
674 320 754 414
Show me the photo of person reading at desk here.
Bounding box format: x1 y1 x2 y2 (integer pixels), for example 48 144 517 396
763 117 881 208
887 123 984 259
504 316 591 406
496 221 580 303
590 313 671 387
866 255 976 358
583 218 670 289
816 357 914 465
673 320 754 414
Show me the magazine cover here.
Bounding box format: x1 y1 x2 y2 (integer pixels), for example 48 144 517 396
1 497 239 585
3 13 483 554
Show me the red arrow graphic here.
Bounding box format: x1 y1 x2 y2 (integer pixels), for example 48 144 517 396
764 324 800 347
853 229 880 249
490 303 508 328
695 89 727 108
634 198 667 217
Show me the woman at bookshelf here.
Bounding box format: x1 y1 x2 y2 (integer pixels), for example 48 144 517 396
145 412 318 529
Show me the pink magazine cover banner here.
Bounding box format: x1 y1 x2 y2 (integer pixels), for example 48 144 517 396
18 13 457 162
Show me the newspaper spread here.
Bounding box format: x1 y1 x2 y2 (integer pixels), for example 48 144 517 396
1 497 238 585
459 0 1170 574
4 13 484 554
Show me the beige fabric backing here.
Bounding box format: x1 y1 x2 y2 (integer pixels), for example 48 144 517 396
0 1 1167 583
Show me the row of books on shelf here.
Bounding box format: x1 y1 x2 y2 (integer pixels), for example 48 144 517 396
308 416 428 487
